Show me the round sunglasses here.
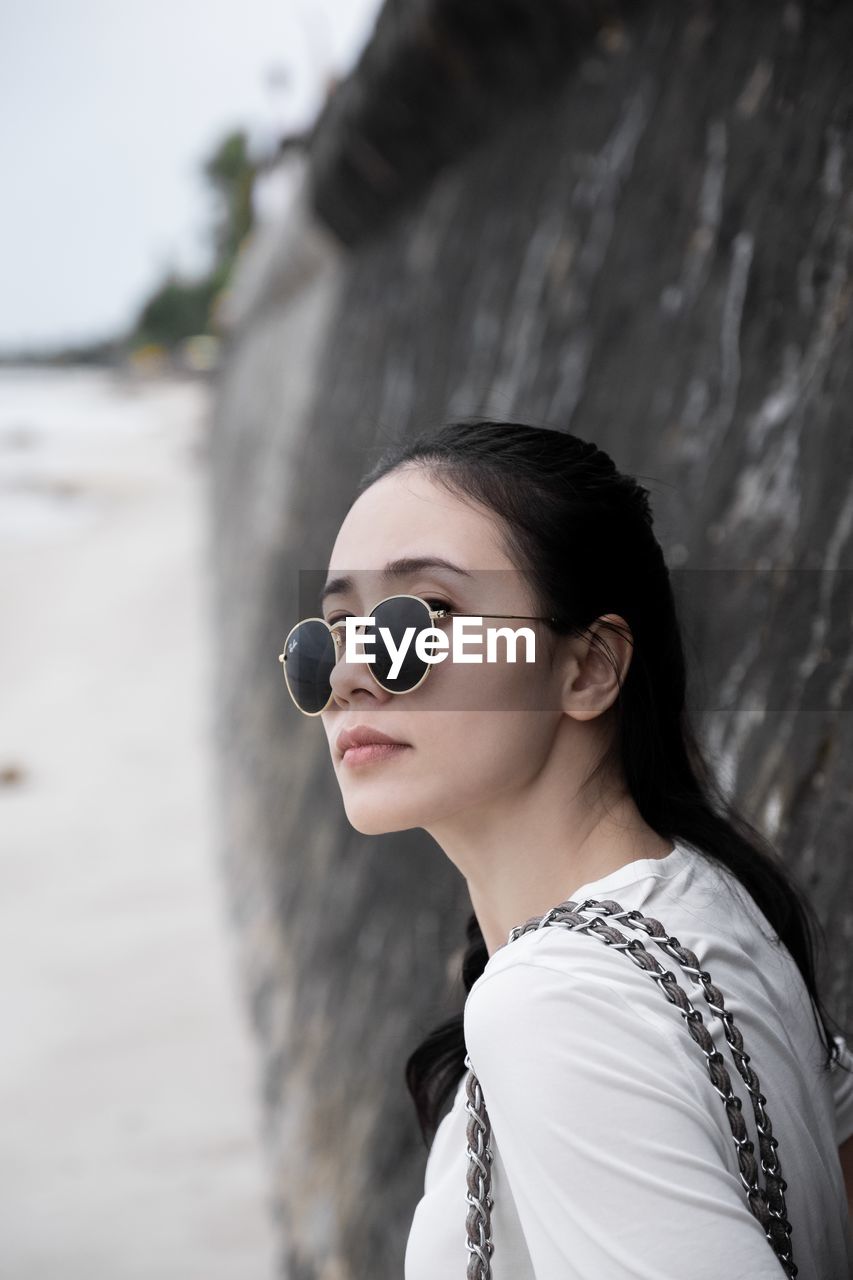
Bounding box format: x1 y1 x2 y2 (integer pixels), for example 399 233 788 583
278 592 557 716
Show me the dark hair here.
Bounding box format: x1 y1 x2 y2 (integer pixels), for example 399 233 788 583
355 417 850 1150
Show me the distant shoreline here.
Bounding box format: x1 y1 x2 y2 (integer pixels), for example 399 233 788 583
0 337 219 380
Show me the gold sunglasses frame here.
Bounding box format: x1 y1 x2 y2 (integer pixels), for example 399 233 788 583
277 591 557 716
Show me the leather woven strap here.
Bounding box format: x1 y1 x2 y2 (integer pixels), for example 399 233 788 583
463 896 797 1279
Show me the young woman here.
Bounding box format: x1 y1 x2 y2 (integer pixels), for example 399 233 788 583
279 419 853 1279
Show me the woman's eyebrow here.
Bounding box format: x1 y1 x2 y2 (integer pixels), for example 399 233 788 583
320 556 474 605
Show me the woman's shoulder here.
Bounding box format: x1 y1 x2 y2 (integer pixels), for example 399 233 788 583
463 879 699 1085
463 842 809 1107
464 918 689 1058
463 843 852 1144
467 840 742 1009
462 921 739 1179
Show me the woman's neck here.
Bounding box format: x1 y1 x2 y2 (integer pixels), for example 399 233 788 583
427 759 672 958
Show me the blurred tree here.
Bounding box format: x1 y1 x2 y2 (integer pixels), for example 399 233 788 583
204 130 256 271
133 269 222 350
130 129 256 351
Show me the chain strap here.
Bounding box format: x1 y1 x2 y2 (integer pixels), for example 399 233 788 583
463 896 797 1279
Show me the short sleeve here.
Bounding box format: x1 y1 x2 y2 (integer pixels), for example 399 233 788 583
831 1034 853 1146
464 957 789 1279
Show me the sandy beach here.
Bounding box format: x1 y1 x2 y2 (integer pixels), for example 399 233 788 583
0 366 277 1278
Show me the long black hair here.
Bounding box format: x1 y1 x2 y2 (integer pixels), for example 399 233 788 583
355 417 849 1149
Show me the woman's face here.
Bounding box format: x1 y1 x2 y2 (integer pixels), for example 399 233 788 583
319 466 568 836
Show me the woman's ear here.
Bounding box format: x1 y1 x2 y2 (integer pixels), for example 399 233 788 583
559 613 633 721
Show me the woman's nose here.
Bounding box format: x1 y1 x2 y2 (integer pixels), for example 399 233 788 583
328 624 390 706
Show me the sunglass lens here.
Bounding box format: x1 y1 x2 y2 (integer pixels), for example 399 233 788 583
282 620 336 714
370 596 433 693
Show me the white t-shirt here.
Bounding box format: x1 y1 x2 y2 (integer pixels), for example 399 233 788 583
404 839 853 1280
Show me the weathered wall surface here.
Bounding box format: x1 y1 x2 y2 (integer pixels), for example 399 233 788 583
209 3 853 1276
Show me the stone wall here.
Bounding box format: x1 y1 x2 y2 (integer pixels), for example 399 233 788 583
209 3 853 1275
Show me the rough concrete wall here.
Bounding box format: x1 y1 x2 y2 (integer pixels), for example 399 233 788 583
209 3 853 1277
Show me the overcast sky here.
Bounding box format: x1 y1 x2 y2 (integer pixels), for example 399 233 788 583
0 0 382 352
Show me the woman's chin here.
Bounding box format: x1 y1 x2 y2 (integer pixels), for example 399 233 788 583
343 799 420 836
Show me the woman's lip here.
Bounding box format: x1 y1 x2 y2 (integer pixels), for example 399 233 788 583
341 743 412 767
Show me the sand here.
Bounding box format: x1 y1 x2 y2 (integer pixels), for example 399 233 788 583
0 365 278 1278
